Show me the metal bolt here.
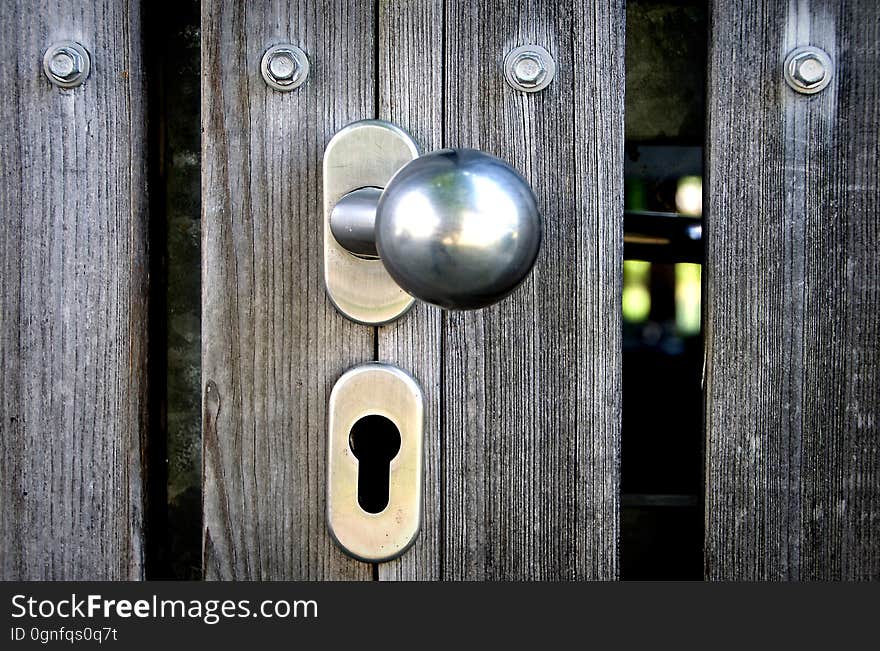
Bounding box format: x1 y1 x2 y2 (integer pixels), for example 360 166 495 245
43 41 90 89
784 46 833 95
49 52 76 77
504 45 556 93
513 54 545 85
261 44 310 92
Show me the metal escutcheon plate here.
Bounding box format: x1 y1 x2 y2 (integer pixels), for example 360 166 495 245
323 120 420 324
326 363 424 563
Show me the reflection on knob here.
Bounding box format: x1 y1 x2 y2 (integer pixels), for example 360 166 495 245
375 149 541 310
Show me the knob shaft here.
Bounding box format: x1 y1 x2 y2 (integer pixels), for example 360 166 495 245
375 149 541 310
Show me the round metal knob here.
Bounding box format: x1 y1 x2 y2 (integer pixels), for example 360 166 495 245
374 149 541 310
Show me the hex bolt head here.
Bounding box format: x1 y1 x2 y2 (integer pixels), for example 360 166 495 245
513 54 546 85
504 45 556 93
784 46 833 95
43 41 90 89
49 52 76 77
268 52 297 80
261 44 310 92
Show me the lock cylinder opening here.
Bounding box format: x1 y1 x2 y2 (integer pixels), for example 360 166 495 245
349 415 401 514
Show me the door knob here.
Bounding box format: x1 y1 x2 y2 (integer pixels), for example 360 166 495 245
324 120 541 323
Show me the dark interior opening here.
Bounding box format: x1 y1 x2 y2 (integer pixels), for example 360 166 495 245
621 0 707 580
148 0 202 580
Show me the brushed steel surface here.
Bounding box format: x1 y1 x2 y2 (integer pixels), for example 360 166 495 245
326 363 424 563
375 149 541 309
329 186 381 258
323 120 420 324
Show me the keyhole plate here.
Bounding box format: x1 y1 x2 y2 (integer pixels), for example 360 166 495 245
327 362 424 562
323 120 420 325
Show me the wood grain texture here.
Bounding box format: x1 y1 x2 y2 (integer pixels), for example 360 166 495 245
705 0 880 580
442 0 624 579
376 0 444 581
201 0 374 579
0 0 148 579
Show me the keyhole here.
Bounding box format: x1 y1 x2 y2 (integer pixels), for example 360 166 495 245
349 415 401 514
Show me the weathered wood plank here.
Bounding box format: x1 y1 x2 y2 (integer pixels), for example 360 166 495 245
705 0 880 580
442 0 624 579
0 0 149 579
201 0 375 579
377 0 444 581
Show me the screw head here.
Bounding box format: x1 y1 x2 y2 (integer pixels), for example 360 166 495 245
261 44 310 92
784 46 833 95
512 54 546 85
268 51 298 80
794 57 824 85
504 45 556 93
49 51 76 78
43 41 90 88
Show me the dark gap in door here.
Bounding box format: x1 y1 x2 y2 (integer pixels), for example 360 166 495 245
621 0 707 580
146 0 202 579
143 0 170 580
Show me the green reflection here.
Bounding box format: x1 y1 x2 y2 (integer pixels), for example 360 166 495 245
623 260 651 322
675 263 701 335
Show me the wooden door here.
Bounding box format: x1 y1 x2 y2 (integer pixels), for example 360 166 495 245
201 0 624 580
0 0 149 580
2 0 876 583
704 0 879 579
